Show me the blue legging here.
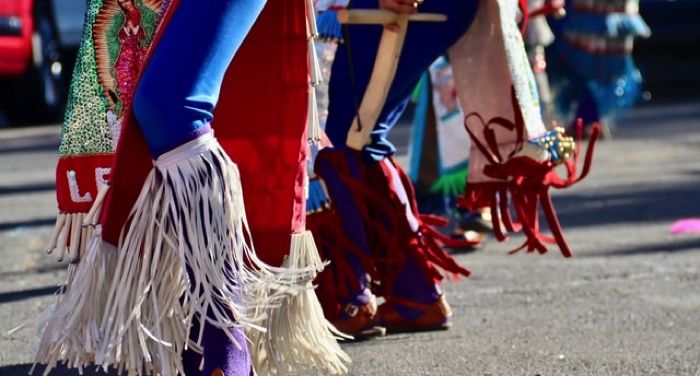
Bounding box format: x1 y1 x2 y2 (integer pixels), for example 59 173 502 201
132 0 265 374
133 0 266 158
325 0 479 161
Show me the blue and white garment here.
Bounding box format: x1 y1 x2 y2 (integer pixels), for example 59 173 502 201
549 0 650 120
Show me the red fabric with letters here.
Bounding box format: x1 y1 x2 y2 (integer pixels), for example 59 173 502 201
56 155 114 213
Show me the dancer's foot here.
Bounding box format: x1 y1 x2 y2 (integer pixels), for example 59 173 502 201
449 229 486 252
378 295 453 333
458 208 493 234
331 295 386 340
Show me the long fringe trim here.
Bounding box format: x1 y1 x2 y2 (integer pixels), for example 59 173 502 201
87 134 319 375
20 134 348 375
12 186 111 375
249 231 350 375
10 231 117 376
46 185 109 263
18 134 323 375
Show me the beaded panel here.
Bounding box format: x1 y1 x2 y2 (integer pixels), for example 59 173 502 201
60 0 169 156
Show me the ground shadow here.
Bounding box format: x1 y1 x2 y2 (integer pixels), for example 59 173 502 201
0 141 59 156
0 364 115 376
602 236 700 257
615 100 700 140
0 218 56 232
515 180 700 257
551 180 700 229
0 182 55 196
0 263 66 279
0 286 59 305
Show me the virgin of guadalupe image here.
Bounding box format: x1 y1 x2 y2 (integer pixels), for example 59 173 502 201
93 0 161 144
113 0 147 110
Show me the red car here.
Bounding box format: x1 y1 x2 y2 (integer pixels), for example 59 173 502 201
0 0 32 76
0 0 82 123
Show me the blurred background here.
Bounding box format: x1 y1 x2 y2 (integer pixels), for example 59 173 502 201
0 0 84 126
0 2 699 375
634 0 700 99
0 0 699 126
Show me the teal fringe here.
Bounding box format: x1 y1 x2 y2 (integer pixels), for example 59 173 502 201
316 10 344 43
430 169 468 199
307 178 332 214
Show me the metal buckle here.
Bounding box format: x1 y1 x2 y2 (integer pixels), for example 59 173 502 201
344 303 360 317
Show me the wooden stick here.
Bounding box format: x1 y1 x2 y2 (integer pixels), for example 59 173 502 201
339 9 446 149
337 9 447 25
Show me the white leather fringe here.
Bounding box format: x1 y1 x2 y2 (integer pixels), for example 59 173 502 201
90 134 318 375
18 133 352 375
21 133 349 375
11 230 117 376
249 230 351 375
46 185 109 264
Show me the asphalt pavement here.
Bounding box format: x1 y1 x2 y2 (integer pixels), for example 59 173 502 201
0 100 699 375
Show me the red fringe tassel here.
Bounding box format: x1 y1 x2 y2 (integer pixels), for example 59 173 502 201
460 116 601 258
312 150 472 306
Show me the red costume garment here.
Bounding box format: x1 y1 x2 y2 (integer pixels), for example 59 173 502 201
23 1 348 375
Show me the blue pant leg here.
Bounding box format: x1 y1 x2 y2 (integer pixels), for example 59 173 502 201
133 0 266 158
325 0 479 161
315 149 374 308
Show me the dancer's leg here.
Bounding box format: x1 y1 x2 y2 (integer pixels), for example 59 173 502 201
318 0 478 325
133 0 266 157
131 0 266 373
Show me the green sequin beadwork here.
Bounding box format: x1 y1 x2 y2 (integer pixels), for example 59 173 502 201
59 0 113 157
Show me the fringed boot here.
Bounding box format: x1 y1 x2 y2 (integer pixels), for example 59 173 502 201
312 148 474 334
